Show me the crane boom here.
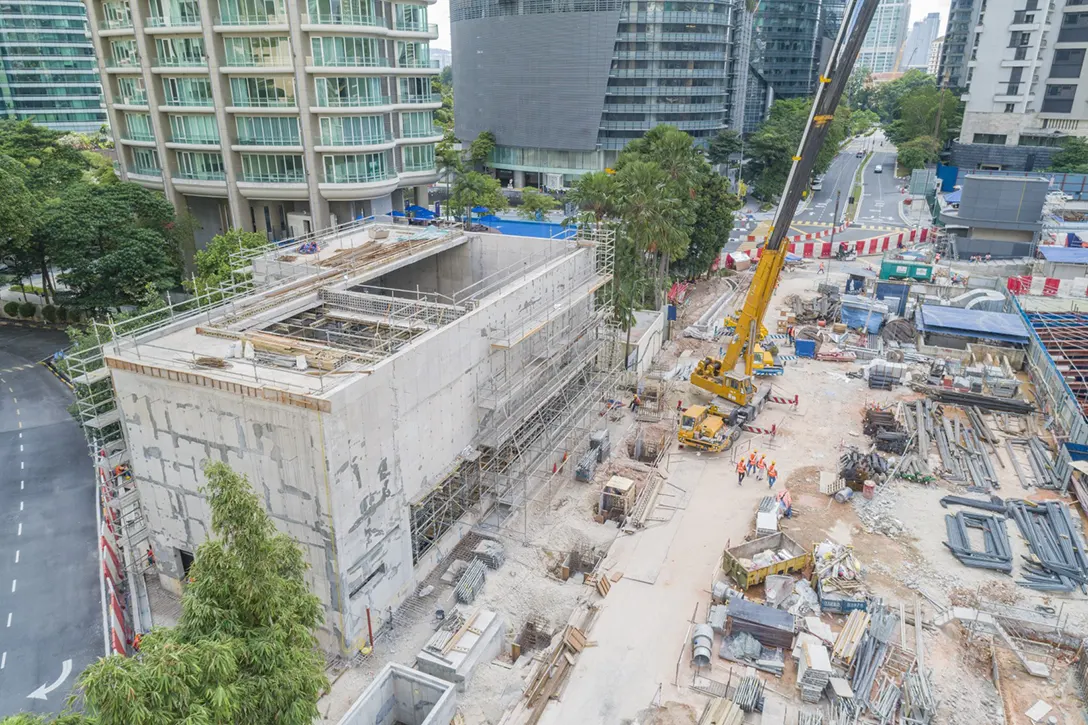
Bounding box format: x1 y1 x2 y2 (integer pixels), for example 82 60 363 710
690 0 881 406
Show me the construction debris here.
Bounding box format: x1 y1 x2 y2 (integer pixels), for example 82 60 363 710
943 511 1013 572
726 595 797 650
813 541 868 610
697 697 744 725
840 448 889 486
832 610 870 665
1007 499 1088 592
796 640 832 703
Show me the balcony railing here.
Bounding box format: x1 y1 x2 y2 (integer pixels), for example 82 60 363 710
398 93 438 104
319 131 392 146
164 96 214 107
401 126 436 138
155 55 208 67
237 134 301 146
394 21 439 33
231 96 296 107
176 168 226 181
172 133 219 144
316 94 390 108
242 170 305 183
145 14 201 28
107 57 141 69
129 165 162 177
223 54 292 67
402 161 435 173
306 12 382 26
309 54 389 68
123 132 155 142
323 168 395 184
216 12 288 25
99 17 133 30
117 94 148 105
397 57 440 68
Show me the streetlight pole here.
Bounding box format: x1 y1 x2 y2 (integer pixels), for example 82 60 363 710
826 189 842 279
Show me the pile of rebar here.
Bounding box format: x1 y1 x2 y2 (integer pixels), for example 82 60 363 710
943 511 1013 572
850 606 899 709
1007 437 1060 489
830 699 860 725
1007 500 1088 592
798 712 825 725
932 406 999 489
901 668 937 724
733 674 765 712
916 385 1034 414
455 558 487 604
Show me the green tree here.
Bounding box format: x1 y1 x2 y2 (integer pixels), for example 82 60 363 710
449 171 507 220
871 69 937 123
897 136 941 171
0 120 89 198
468 130 496 170
707 129 743 167
0 156 40 295
517 187 559 220
747 98 850 199
186 228 268 296
47 182 180 311
618 124 705 204
436 131 462 219
613 233 653 367
74 461 327 725
849 109 880 136
1050 137 1088 173
846 66 874 110
566 170 617 226
439 64 452 87
679 174 742 278
614 160 688 305
886 87 962 146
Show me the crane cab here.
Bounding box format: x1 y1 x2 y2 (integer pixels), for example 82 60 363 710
691 357 758 406
678 405 732 452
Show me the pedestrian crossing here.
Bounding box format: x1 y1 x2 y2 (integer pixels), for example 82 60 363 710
850 224 908 232
0 363 36 374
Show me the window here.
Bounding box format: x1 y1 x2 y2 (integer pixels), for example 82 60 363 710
109 39 139 67
394 3 428 31
101 2 132 28
124 112 154 141
163 77 214 106
146 0 201 26
169 114 219 143
1059 11 1088 42
240 153 305 182
972 133 1007 144
223 36 291 66
322 152 389 183
402 144 434 172
1019 134 1065 147
318 115 387 145
314 77 384 106
218 0 286 24
306 0 376 24
1005 103 1016 112
116 77 147 105
1051 48 1086 78
131 147 161 174
1042 83 1076 113
398 76 434 103
400 111 434 138
229 77 295 106
310 36 382 66
235 116 300 145
175 151 225 180
396 41 431 68
1013 10 1035 22
154 37 206 66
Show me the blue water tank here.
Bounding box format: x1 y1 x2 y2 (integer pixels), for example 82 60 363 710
795 339 817 358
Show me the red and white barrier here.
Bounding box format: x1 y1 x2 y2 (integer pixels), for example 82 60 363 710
750 228 938 261
1007 275 1088 297
747 220 851 244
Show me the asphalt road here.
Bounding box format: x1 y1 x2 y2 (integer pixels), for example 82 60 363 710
0 324 101 717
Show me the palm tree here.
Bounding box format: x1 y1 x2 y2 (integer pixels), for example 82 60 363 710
435 133 462 221
615 160 688 307
566 170 616 227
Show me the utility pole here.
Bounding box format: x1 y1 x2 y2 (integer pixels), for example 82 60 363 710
826 189 842 279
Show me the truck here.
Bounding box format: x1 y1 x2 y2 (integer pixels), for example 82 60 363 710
721 532 811 590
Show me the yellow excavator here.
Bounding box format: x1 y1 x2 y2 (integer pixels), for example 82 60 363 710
680 0 879 451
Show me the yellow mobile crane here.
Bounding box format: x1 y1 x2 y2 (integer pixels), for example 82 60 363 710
680 0 880 451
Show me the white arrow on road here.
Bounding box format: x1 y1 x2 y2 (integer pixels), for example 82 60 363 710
27 659 72 700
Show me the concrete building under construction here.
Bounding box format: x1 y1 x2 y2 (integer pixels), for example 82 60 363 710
71 218 616 652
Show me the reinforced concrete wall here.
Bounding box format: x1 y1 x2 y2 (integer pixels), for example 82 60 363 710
108 233 602 653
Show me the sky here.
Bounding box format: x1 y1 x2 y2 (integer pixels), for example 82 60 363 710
429 0 952 53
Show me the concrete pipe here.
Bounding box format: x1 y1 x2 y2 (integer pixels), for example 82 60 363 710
692 623 714 667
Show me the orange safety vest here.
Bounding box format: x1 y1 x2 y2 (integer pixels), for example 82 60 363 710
748 453 756 463
767 466 778 478
736 460 747 474
757 457 766 470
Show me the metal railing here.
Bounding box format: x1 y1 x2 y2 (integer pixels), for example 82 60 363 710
397 56 441 68
175 168 226 180
241 170 305 183
304 12 382 26
307 54 389 68
128 165 163 177
319 131 391 146
99 17 133 30
229 96 296 108
154 55 208 67
315 94 390 108
394 21 439 33
145 14 202 28
216 12 289 25
323 167 395 184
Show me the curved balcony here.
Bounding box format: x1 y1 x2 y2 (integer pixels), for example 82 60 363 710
126 167 165 188
398 168 439 186
309 95 393 114
144 15 202 33
172 169 229 196
389 22 439 39
237 172 309 199
213 13 290 32
318 169 399 199
98 18 134 37
314 133 395 153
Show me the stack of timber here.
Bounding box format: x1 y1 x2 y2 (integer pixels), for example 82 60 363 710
522 626 589 724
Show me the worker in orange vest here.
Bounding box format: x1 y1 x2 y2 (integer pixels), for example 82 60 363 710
747 450 758 476
756 455 767 480
736 458 747 486
775 488 793 517
767 461 778 488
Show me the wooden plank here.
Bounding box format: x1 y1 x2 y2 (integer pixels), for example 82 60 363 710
596 576 611 598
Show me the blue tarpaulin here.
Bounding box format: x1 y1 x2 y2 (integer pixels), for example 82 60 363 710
944 189 961 204
1038 246 1088 264
917 305 1029 344
840 296 888 333
471 206 490 214
407 204 435 219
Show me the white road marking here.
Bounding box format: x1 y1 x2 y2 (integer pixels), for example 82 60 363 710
17 421 21 429
12 580 16 593
17 523 21 536
16 409 19 415
2 652 7 669
27 659 73 701
12 398 16 404
17 433 21 438
14 551 19 563
20 461 23 469
19 481 23 490
19 502 23 511
7 613 11 627
19 445 22 452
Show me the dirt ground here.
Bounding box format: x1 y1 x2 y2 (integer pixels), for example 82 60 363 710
320 264 1088 725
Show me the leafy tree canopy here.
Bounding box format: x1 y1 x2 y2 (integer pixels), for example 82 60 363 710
707 129 743 166
566 170 617 225
747 99 850 199
897 136 941 171
186 228 269 296
679 173 742 278
517 187 559 220
468 130 496 167
1050 137 1088 173
449 171 508 218
0 119 89 197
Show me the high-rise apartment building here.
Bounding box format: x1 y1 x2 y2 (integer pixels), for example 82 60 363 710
952 0 1088 171
939 0 981 87
750 0 826 100
928 34 944 74
451 0 751 188
0 0 107 132
901 11 941 69
856 0 911 73
85 0 441 245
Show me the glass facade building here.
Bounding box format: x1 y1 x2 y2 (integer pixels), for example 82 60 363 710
0 0 107 132
86 0 441 242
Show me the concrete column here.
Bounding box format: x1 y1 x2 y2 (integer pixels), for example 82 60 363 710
413 184 429 207
514 169 526 188
127 0 184 210
284 0 330 230
196 1 247 231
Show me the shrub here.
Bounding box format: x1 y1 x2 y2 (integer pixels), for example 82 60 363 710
18 302 36 318
41 305 57 323
3 301 17 317
8 284 45 296
56 306 68 322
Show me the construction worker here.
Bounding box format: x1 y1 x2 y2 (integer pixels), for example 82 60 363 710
775 488 793 517
146 547 155 568
756 454 767 480
767 461 778 488
629 394 641 412
736 457 747 486
787 325 795 345
818 262 825 274
747 450 758 476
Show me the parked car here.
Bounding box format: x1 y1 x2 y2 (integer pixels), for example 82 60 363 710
812 176 824 190
874 164 883 173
